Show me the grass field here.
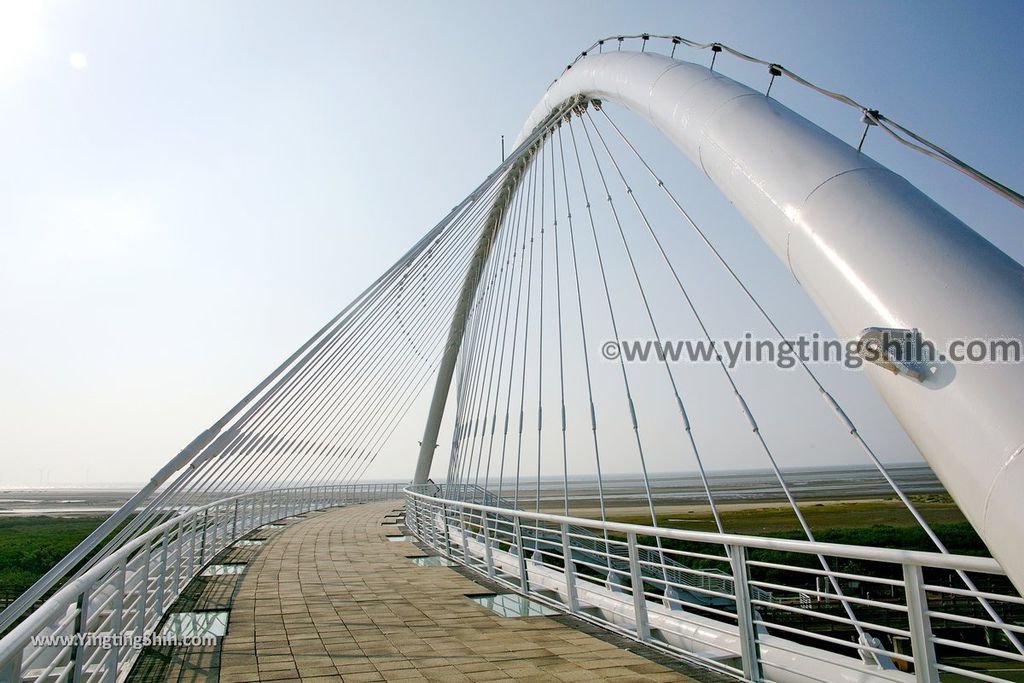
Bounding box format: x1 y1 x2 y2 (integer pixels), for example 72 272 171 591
0 495 987 599
606 494 988 555
0 515 108 596
608 494 967 533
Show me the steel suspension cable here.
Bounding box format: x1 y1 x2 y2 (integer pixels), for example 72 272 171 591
567 115 661 535
452 165 534 493
550 133 571 516
511 154 542 511
578 111 726 535
449 180 526 493
555 123 612 554
578 108 869 646
594 105 1024 654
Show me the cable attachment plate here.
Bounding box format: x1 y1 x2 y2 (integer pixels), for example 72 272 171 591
855 327 932 382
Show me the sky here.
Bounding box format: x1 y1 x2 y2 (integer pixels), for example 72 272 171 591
0 1 1022 487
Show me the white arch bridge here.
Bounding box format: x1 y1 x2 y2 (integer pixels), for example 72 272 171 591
2 34 1023 683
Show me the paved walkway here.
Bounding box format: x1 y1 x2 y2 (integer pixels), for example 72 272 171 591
215 501 713 682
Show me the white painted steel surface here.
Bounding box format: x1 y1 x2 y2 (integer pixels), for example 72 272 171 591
516 51 1024 593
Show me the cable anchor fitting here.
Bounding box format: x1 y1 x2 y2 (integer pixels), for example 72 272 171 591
858 109 880 153
766 64 783 97
710 43 722 71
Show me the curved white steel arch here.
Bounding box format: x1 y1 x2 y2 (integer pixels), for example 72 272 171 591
511 52 1024 592
417 50 1024 591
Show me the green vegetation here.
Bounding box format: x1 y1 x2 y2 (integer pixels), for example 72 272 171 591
610 496 992 590
611 495 973 538
0 516 108 595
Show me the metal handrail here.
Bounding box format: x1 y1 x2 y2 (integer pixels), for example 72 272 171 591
404 486 1022 683
0 483 402 683
404 487 1001 574
446 483 776 603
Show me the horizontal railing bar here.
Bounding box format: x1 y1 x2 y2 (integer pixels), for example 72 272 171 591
935 662 1017 683
652 548 731 564
930 637 1024 664
404 489 1005 574
746 560 907 588
755 620 912 661
927 609 1024 634
922 583 1024 606
748 580 910 612
659 596 739 622
760 639 907 679
407 487 1024 683
750 598 892 632
657 579 738 603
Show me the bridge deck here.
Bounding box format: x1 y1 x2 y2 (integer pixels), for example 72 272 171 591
207 501 715 682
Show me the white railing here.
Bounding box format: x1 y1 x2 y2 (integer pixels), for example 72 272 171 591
404 486 1024 683
0 483 402 683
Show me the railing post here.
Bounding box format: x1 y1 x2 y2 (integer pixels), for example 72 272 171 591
211 504 220 552
442 503 453 557
70 586 91 683
171 520 183 599
155 532 168 616
432 501 442 550
482 511 495 578
627 533 650 642
561 523 579 613
232 500 239 540
513 517 529 592
403 494 412 532
137 542 152 636
728 544 763 682
198 509 209 566
903 563 940 683
458 507 470 566
105 558 127 683
188 514 197 578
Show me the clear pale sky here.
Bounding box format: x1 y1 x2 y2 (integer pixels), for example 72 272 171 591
1 1 1021 487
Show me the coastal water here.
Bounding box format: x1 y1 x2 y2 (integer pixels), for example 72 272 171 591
0 463 944 516
543 462 946 506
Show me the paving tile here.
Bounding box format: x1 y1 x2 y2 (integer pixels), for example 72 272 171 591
128 501 724 682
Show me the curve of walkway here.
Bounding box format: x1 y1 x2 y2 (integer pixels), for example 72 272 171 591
213 500 723 682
